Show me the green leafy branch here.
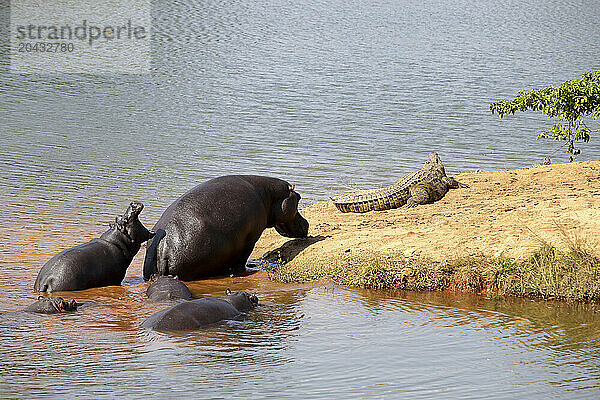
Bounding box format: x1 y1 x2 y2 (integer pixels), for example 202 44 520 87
490 71 600 159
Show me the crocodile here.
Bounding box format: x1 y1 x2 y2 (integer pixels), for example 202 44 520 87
331 152 468 213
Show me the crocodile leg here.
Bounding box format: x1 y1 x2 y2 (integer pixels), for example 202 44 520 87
406 178 450 208
406 185 431 208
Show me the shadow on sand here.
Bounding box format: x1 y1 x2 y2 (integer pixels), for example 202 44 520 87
248 235 327 270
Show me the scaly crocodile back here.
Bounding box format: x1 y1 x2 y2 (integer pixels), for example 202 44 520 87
331 152 447 213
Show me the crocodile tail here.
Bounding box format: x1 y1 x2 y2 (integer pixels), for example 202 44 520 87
143 229 166 281
332 188 407 213
333 198 374 213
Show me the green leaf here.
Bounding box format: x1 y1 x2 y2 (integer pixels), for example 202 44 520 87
490 71 600 156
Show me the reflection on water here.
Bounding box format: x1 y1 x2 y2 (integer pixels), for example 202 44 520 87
2 0 600 397
2 227 600 398
2 269 600 398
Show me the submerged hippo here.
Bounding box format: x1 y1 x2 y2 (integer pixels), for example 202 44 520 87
34 202 154 292
141 289 259 331
143 175 309 281
146 275 193 302
23 296 78 314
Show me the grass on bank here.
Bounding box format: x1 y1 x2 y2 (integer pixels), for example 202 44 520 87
269 234 600 302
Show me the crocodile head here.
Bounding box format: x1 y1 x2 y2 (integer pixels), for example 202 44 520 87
423 152 445 174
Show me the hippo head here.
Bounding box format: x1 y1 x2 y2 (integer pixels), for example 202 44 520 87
49 296 78 312
26 296 78 313
271 185 309 238
113 201 155 244
224 288 259 312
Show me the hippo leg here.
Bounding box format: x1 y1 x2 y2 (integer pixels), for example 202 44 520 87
230 243 255 274
157 253 170 277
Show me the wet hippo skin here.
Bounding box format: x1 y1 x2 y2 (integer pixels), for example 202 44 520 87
35 202 154 292
146 275 193 302
142 289 258 331
144 175 309 281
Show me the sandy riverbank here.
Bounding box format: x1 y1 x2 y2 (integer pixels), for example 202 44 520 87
252 160 600 300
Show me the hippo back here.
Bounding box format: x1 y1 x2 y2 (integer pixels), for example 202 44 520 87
34 239 127 292
142 298 240 331
146 275 193 302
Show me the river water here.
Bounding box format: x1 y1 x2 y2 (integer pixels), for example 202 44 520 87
2 0 600 398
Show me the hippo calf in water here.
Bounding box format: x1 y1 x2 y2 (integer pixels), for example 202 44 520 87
34 202 154 292
23 296 78 314
142 289 258 331
146 275 193 302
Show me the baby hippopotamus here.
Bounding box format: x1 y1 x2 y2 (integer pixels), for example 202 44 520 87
23 296 78 314
142 289 258 331
146 275 193 302
34 202 154 292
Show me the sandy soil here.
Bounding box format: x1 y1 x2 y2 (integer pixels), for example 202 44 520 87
252 160 600 264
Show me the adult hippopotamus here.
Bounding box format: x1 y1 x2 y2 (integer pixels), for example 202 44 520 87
23 296 78 314
34 202 154 292
141 289 259 331
143 175 309 281
146 275 193 302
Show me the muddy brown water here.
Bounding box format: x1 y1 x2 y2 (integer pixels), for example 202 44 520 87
2 227 600 398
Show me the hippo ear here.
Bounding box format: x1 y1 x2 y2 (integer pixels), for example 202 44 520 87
114 216 126 232
225 288 232 295
280 191 300 221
